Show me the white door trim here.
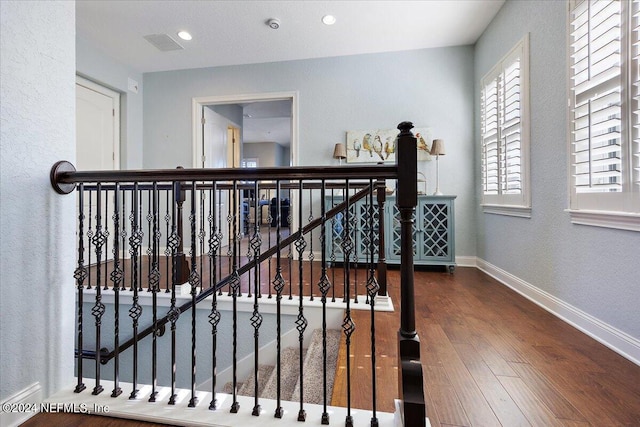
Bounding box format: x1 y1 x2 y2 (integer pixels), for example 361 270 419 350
191 91 299 169
76 75 120 169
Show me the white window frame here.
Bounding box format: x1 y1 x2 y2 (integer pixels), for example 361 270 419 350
480 35 531 217
567 0 640 232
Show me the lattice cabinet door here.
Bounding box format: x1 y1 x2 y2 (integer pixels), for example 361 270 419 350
386 201 417 264
324 195 359 264
386 195 456 272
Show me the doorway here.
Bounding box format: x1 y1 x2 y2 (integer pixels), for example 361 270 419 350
76 76 120 171
192 91 298 170
192 91 299 231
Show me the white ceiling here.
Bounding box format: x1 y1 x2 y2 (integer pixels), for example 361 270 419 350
76 0 505 74
241 100 292 145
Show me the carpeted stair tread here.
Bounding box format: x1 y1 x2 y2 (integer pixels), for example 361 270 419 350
260 346 306 401
238 364 274 397
291 329 341 404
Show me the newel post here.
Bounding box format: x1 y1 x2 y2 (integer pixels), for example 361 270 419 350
395 121 426 426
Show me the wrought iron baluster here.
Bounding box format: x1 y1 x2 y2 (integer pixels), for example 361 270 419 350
164 189 171 293
208 182 221 410
103 190 110 291
342 179 355 427
308 186 314 301
318 181 331 425
74 183 87 394
217 187 223 296
121 188 127 291
295 180 308 422
146 189 153 292
353 201 359 304
250 181 263 416
273 180 285 419
138 188 144 292
188 181 200 408
246 191 253 299
128 183 143 399
111 184 123 398
330 189 336 303
367 180 380 427
227 190 233 296
200 186 206 294
288 236 293 300
230 180 240 413
168 181 181 405
149 182 160 402
87 190 93 290
91 182 106 396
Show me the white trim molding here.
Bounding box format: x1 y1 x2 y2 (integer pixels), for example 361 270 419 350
482 204 532 218
566 209 640 232
0 382 42 427
477 258 640 366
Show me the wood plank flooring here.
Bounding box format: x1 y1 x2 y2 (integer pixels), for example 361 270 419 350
331 266 640 427
23 267 640 426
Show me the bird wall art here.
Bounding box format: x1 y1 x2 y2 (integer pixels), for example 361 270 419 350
345 127 432 163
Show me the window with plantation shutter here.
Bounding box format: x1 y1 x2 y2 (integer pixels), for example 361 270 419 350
480 35 531 217
568 0 640 231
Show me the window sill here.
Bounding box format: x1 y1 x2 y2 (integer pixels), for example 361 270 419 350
566 209 640 232
482 204 531 218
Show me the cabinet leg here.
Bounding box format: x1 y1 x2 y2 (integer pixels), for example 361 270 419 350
448 265 455 274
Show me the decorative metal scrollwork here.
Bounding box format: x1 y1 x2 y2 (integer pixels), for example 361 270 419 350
342 315 356 339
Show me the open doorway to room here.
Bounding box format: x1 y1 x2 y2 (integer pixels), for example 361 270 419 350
192 91 298 238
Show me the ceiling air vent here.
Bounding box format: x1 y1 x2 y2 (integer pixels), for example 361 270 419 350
143 34 184 51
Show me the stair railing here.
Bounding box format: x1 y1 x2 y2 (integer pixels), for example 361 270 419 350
50 121 426 426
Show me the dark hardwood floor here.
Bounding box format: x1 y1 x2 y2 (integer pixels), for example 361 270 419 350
332 267 640 426
23 267 640 426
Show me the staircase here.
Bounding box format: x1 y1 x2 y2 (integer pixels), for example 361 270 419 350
223 329 341 404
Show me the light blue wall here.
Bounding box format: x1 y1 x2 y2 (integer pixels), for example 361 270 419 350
0 0 75 401
143 47 477 257
76 37 144 169
474 1 640 341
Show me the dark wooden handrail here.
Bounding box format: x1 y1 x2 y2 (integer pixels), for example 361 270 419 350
51 162 397 193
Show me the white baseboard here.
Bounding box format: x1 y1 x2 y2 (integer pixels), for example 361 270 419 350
455 256 476 267
476 258 640 366
0 383 42 427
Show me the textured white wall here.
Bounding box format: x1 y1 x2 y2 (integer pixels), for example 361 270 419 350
0 1 76 400
143 47 477 257
474 1 640 340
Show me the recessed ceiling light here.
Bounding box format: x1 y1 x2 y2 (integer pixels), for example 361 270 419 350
322 15 336 25
177 31 192 41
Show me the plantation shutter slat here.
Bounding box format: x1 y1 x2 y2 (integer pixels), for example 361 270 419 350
482 77 500 195
571 0 623 193
500 56 522 195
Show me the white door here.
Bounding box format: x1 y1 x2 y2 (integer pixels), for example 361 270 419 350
76 77 120 170
76 77 120 267
203 107 234 247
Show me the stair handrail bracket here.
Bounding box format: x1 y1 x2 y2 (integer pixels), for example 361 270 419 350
49 119 425 427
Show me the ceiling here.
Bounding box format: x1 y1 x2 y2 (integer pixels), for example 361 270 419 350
76 0 505 74
77 1 504 149
241 100 292 145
